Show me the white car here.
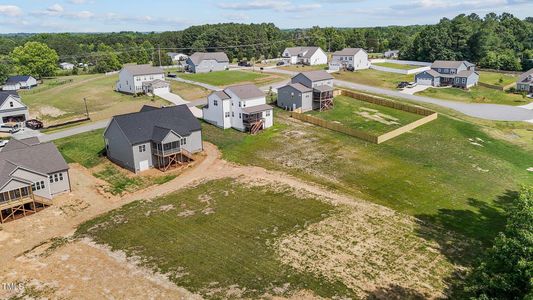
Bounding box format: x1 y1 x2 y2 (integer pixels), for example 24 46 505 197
407 82 418 88
0 140 7 149
527 93 533 99
0 123 21 134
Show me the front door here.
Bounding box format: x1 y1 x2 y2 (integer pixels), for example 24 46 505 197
139 160 149 172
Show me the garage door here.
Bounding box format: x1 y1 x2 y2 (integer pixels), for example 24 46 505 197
139 160 149 172
417 78 433 86
153 86 170 96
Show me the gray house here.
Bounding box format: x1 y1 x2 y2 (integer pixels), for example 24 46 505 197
277 70 334 112
0 91 30 124
185 52 229 73
0 137 71 223
104 105 203 173
516 68 533 94
415 60 479 88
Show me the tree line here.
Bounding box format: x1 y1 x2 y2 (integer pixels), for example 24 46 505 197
0 12 531 81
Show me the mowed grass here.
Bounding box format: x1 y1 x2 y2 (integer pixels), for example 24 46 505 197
279 64 328 72
372 62 418 70
168 80 211 100
202 109 533 245
179 70 269 86
478 71 517 87
332 69 413 89
54 129 176 195
22 74 169 124
307 95 422 135
417 86 529 106
76 178 355 298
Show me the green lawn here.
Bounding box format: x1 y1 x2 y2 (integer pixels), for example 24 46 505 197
77 178 354 298
417 86 529 106
179 70 269 86
372 62 418 70
279 64 328 72
332 69 413 90
307 96 422 135
54 129 176 195
22 74 169 124
478 71 517 87
201 109 533 245
169 80 211 100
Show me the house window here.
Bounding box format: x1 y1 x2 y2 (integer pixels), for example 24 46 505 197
266 110 271 117
181 138 187 145
214 99 218 106
59 173 63 181
225 112 230 118
49 175 53 183
139 145 146 152
231 112 234 117
238 102 241 107
349 57 353 60
239 113 241 119
9 102 13 107
32 181 45 191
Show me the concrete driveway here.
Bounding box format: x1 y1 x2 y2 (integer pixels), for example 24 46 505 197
399 85 430 95
157 91 203 118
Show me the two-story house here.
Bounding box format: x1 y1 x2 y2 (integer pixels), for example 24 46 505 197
0 91 30 124
516 68 533 94
104 105 203 173
185 52 229 73
277 70 334 112
282 47 328 66
0 137 71 223
415 60 479 88
116 64 169 95
329 48 369 71
203 84 273 134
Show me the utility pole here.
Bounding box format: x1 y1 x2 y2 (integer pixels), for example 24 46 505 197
83 97 89 119
158 45 162 67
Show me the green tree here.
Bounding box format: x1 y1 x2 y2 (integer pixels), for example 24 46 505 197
466 187 533 299
10 42 59 78
0 60 11 83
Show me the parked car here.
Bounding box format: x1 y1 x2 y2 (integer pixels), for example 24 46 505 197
346 66 355 72
407 82 418 88
167 72 177 78
26 119 43 130
238 60 252 67
276 61 285 66
397 82 409 89
0 140 7 149
0 123 20 134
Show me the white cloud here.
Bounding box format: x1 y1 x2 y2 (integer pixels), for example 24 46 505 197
68 0 88 4
218 1 321 12
47 4 64 13
0 5 22 16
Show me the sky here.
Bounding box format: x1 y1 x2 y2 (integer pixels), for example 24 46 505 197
0 0 532 33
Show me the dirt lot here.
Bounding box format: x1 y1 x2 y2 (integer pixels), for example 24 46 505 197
0 142 464 299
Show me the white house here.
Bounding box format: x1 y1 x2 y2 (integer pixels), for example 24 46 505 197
59 62 75 70
329 48 369 71
282 47 328 66
3 76 38 91
203 84 273 134
167 52 188 64
0 91 29 124
116 64 169 95
384 50 400 59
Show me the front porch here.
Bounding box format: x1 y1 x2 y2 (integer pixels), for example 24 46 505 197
313 86 334 111
151 142 194 172
0 186 51 223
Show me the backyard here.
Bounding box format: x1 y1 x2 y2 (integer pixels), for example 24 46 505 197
179 70 286 87
21 74 169 125
478 71 517 87
53 129 178 195
417 85 529 106
279 64 328 72
307 95 423 135
168 80 211 100
372 62 420 70
332 69 413 89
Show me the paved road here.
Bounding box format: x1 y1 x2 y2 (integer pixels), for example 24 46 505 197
262 68 533 122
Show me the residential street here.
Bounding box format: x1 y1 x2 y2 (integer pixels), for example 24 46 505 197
262 68 533 122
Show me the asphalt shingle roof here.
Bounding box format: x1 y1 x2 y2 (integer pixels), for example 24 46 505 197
5 75 34 85
332 48 364 56
122 64 164 76
284 47 322 58
225 84 265 100
282 83 312 93
518 68 533 83
188 52 229 65
0 91 20 107
431 60 473 69
294 70 334 82
110 105 201 145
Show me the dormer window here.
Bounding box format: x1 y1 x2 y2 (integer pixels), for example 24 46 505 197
9 102 13 107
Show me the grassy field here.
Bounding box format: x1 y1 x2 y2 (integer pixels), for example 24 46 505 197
168 80 211 100
307 96 422 135
179 70 271 87
53 129 177 195
372 62 418 70
417 86 529 106
22 74 169 124
332 69 413 89
201 109 533 246
279 64 328 72
478 71 517 87
77 178 355 298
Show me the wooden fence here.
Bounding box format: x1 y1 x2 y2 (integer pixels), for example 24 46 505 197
292 89 438 144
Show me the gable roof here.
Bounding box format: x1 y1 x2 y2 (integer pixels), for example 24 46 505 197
518 68 533 83
431 60 473 69
213 90 231 100
456 70 478 78
332 48 365 56
0 91 20 107
225 84 265 100
0 139 69 188
422 69 442 78
282 83 313 93
109 105 201 145
284 47 323 58
188 52 229 65
122 64 164 76
294 70 334 82
6 75 34 85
